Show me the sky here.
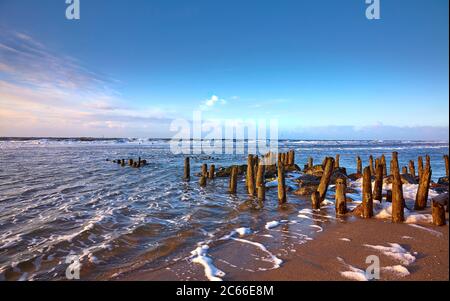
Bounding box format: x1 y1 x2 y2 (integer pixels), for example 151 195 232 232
0 0 448 139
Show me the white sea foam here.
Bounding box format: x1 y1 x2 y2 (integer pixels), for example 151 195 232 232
363 243 416 266
382 265 410 277
265 221 280 230
235 227 252 236
190 245 225 281
337 257 368 281
309 225 323 232
340 238 351 242
408 224 443 237
231 237 283 269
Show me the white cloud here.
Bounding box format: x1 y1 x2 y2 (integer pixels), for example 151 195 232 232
200 95 227 110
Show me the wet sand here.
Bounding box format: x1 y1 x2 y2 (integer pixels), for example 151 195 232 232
121 215 448 281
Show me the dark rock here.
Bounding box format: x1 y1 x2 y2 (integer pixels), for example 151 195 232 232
215 165 247 177
294 183 319 196
438 177 449 185
348 173 362 181
383 174 417 185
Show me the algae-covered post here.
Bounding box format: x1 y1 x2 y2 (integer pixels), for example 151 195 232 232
229 166 238 194
311 191 320 210
409 160 416 178
373 162 383 202
414 162 432 210
335 177 347 215
184 157 190 181
317 157 335 202
357 156 362 174
445 155 449 177
391 152 405 223
277 163 287 204
256 163 266 202
362 167 373 218
247 155 256 196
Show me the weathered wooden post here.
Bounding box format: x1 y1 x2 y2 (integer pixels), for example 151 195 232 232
129 159 134 166
381 154 387 177
202 164 208 178
414 163 432 210
369 155 374 175
229 166 238 194
288 150 295 166
121 159 125 167
184 157 190 181
335 154 340 168
425 155 431 170
444 155 449 177
317 157 335 202
277 162 287 204
256 163 266 202
402 166 408 174
391 152 405 223
311 191 320 210
209 164 215 180
199 175 207 187
373 162 383 202
247 155 256 196
432 193 448 226
362 167 373 218
335 177 347 215
418 156 424 180
308 157 313 169
356 156 362 174
409 160 416 177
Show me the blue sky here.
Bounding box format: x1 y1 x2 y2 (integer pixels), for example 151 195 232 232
0 0 448 139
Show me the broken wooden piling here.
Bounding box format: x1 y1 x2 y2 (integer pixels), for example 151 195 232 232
317 157 335 202
362 166 373 218
311 191 320 210
209 164 215 180
201 164 208 178
199 175 207 187
409 160 416 178
247 155 256 196
308 157 314 169
381 155 387 177
256 163 266 202
444 155 449 177
414 162 432 210
335 177 347 215
402 166 408 174
184 157 190 181
277 162 287 204
356 156 362 174
391 152 405 223
229 166 238 194
432 193 448 226
288 150 295 166
418 156 424 180
373 162 383 202
335 154 340 168
369 155 374 175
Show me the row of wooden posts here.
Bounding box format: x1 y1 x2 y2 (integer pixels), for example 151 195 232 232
183 152 448 226
112 157 147 168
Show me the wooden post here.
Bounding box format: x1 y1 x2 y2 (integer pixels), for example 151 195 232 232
277 163 287 204
391 152 405 223
199 175 207 187
386 190 392 202
362 167 373 218
357 156 362 174
129 159 134 166
381 154 387 177
308 157 313 169
425 155 431 171
247 155 256 196
229 166 238 194
444 155 449 177
209 164 215 180
184 157 190 181
121 159 125 167
402 166 408 174
256 163 265 202
418 156 424 180
311 191 320 210
414 163 432 210
335 154 340 168
335 177 347 215
288 150 295 166
432 201 446 226
202 164 208 178
431 194 448 226
317 157 335 202
373 162 383 202
409 160 416 177
369 155 374 175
